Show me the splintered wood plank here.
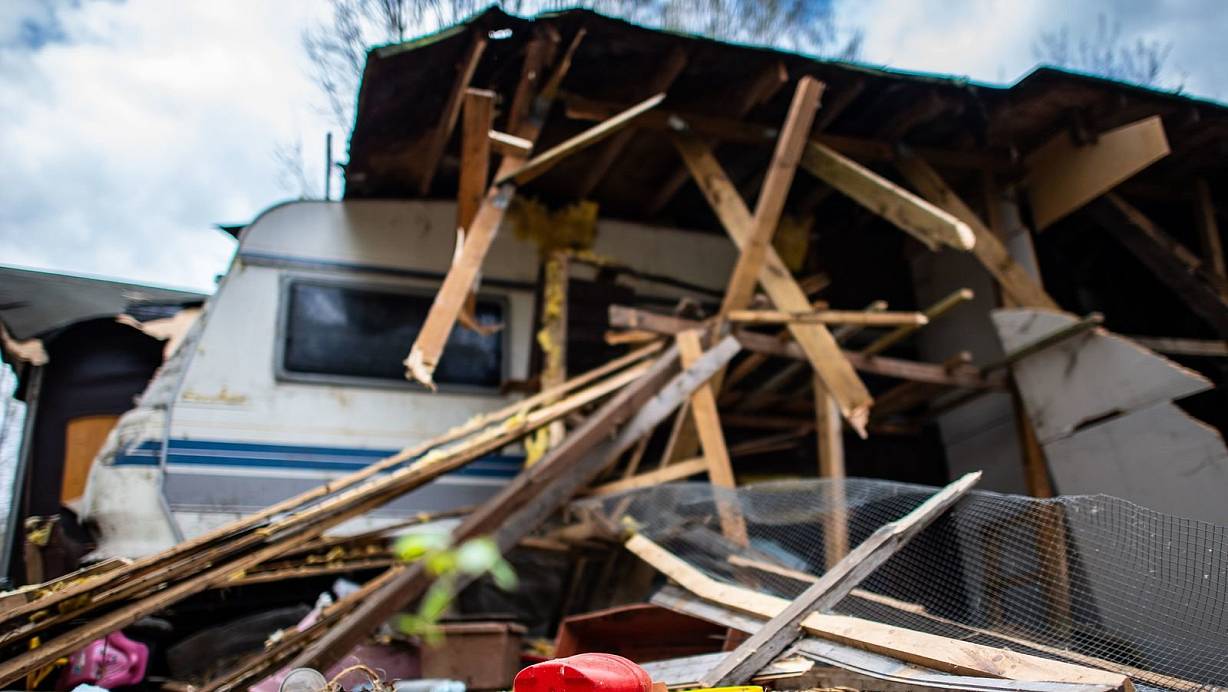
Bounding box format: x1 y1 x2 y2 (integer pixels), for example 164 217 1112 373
676 329 748 545
814 373 847 569
417 33 488 195
1026 115 1170 230
860 288 973 357
697 472 981 687
625 534 1132 690
488 130 533 157
672 133 872 435
801 142 975 251
496 93 666 186
719 77 824 317
896 153 1058 309
458 89 495 231
404 31 582 387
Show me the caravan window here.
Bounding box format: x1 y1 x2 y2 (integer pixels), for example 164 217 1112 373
280 280 504 389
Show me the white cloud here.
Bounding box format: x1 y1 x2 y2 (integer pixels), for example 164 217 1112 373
0 0 339 293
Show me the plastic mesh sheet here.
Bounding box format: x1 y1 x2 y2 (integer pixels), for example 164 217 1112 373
579 479 1228 691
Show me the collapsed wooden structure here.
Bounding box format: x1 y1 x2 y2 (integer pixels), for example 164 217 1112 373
5 6 1228 691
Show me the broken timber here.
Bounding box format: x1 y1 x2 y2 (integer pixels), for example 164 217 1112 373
404 29 583 388
671 131 873 435
698 472 981 687
626 534 1132 690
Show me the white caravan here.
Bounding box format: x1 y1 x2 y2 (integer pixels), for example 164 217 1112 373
79 199 736 558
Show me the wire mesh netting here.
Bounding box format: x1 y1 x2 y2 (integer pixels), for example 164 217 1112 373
580 479 1228 691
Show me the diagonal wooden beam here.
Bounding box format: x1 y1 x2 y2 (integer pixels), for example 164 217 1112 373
496 93 666 186
455 89 498 335
896 153 1058 309
675 329 747 544
417 33 488 195
403 30 583 388
718 77 825 318
697 472 982 687
1087 193 1228 338
575 46 688 199
671 133 873 435
1194 177 1228 297
800 142 975 251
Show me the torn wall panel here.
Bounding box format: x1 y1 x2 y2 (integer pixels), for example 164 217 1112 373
991 309 1210 444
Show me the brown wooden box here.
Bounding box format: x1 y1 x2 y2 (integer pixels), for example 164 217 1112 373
420 621 527 690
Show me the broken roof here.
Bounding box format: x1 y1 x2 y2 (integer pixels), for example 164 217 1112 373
345 5 1228 233
0 265 205 341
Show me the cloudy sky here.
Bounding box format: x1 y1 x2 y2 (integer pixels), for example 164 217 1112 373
1 0 1224 294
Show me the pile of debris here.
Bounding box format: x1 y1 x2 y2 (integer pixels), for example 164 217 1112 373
6 6 1228 691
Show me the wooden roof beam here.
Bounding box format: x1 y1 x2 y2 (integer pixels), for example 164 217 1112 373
575 46 688 199
564 94 1014 171
645 60 789 216
416 32 488 196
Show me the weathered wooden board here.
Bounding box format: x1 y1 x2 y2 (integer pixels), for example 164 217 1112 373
1026 116 1170 230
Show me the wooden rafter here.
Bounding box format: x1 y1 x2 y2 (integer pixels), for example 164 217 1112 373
416 32 488 195
403 30 582 388
645 60 789 216
800 142 975 251
563 94 1014 171
576 46 688 199
718 76 825 319
896 153 1059 309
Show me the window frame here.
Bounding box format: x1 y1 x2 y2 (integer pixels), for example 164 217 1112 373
274 273 509 394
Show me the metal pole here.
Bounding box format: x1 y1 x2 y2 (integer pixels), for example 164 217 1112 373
324 132 333 201
0 365 40 587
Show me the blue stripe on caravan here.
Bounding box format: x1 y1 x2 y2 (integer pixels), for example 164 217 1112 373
112 438 523 477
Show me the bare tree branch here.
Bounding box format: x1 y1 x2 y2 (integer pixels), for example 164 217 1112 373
1034 13 1175 88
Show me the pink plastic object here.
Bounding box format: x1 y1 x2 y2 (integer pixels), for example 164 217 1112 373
59 631 149 690
514 653 652 692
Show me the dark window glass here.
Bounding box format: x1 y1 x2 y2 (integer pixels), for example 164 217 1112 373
283 281 503 388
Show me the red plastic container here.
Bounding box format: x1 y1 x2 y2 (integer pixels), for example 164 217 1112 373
514 653 652 692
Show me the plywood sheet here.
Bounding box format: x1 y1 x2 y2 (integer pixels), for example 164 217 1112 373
991 309 1210 444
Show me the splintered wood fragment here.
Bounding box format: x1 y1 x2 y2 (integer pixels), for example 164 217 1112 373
697 472 982 687
800 142 975 251
589 457 707 496
672 132 872 436
489 129 533 157
895 153 1058 310
726 309 926 326
418 33 488 195
861 288 974 357
403 31 578 387
455 89 496 334
1026 115 1169 230
496 93 666 186
676 329 748 545
718 77 825 319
